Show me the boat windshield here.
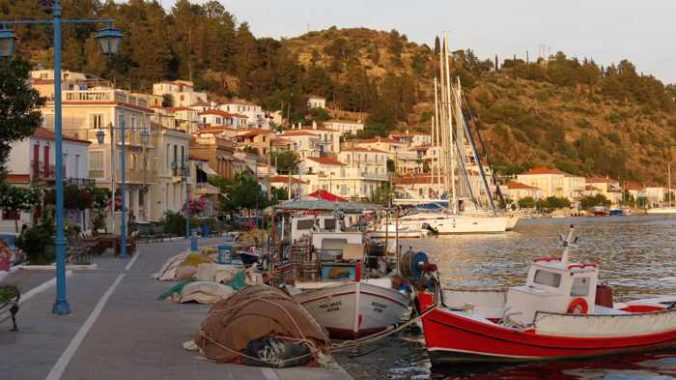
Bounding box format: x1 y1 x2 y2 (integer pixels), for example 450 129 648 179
533 270 561 288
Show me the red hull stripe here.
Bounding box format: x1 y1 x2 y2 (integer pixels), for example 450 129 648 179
423 308 676 360
299 289 409 308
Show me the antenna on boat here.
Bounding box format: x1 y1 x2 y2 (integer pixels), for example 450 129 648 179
560 224 579 265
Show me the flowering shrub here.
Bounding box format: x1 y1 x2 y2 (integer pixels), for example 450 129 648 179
183 196 209 215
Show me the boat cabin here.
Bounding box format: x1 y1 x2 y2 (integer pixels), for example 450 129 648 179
505 258 598 324
290 215 338 242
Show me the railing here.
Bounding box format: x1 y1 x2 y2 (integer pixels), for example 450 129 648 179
63 89 148 108
31 161 57 180
65 178 95 187
89 169 104 179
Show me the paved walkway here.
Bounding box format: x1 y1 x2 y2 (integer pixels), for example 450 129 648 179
0 238 351 380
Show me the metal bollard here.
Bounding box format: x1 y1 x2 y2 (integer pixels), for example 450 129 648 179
190 231 199 252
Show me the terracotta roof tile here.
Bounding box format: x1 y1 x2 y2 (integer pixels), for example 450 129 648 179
33 127 91 144
269 175 307 184
506 181 539 190
307 157 345 166
522 167 566 175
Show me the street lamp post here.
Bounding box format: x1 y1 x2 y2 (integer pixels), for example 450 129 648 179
182 158 190 239
1 1 122 315
96 117 132 259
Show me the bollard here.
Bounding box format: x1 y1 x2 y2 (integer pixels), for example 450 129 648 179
190 231 199 252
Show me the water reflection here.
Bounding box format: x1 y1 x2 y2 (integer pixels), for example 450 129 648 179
337 215 675 379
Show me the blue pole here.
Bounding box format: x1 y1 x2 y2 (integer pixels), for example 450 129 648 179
185 169 190 239
52 0 71 315
118 115 128 258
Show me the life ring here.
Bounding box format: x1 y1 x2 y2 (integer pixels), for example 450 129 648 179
567 298 589 314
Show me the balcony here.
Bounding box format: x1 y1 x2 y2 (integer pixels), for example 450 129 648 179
31 161 57 181
65 178 95 187
63 89 148 108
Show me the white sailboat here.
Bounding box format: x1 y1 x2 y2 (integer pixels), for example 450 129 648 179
395 34 513 234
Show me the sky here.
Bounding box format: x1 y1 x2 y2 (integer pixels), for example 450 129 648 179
163 0 675 83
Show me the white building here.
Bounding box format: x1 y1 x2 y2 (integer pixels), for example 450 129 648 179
504 181 542 202
1 127 91 232
516 167 585 203
324 119 364 137
199 110 247 129
152 80 208 107
307 96 326 109
220 100 268 129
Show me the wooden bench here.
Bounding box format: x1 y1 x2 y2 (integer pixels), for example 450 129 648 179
0 285 20 331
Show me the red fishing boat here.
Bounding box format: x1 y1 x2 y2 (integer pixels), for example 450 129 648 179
420 226 676 364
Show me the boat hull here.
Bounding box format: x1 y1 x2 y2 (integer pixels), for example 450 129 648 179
428 215 509 234
295 281 410 339
422 307 676 364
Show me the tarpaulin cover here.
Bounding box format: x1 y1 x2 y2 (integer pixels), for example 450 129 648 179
195 285 330 364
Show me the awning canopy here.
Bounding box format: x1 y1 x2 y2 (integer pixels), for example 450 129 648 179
200 163 218 176
308 190 349 202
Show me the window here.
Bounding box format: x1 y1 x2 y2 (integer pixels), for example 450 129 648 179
297 219 315 230
571 277 590 296
533 270 561 288
324 219 336 230
89 113 104 130
74 155 80 178
89 151 104 178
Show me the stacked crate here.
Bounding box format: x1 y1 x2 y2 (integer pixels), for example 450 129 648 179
290 237 318 282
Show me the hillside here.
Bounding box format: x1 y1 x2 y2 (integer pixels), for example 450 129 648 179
282 28 674 182
3 0 674 183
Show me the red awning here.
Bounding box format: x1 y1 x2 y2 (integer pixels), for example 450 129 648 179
308 190 349 202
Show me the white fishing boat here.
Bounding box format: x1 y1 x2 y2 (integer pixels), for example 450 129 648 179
273 200 412 339
368 223 428 239
294 277 411 339
422 225 676 364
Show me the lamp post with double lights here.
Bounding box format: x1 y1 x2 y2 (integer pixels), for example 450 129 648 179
96 119 146 259
0 2 122 315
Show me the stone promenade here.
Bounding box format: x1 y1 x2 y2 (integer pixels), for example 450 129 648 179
0 237 351 380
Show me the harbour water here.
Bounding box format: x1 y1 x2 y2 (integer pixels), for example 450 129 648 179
336 215 676 379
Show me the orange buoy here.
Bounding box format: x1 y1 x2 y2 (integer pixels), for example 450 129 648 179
567 297 589 314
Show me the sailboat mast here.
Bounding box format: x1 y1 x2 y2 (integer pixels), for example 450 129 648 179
438 40 449 197
444 34 457 213
456 78 496 212
433 77 441 194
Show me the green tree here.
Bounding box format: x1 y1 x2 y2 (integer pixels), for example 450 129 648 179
89 187 111 231
220 173 268 213
271 151 300 174
580 194 611 209
370 183 394 205
0 59 45 173
517 196 536 209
